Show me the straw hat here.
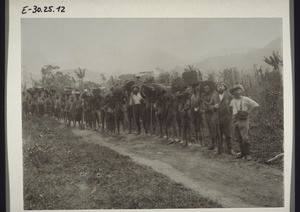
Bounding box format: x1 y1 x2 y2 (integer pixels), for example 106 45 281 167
215 82 228 91
200 80 215 92
229 84 244 94
131 85 140 92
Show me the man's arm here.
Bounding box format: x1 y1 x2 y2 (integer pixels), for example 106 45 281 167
183 99 191 111
229 99 234 116
129 94 133 105
228 92 234 102
248 105 259 114
246 97 259 114
209 94 218 111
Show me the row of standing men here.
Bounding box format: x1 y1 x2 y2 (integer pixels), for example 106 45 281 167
22 81 259 159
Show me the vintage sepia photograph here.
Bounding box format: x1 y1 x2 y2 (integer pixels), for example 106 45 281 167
21 18 284 209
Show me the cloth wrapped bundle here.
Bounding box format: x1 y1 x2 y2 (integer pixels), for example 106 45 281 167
92 88 101 96
199 80 215 93
141 83 171 100
171 77 187 93
182 70 198 86
63 86 72 95
50 85 58 92
111 85 124 97
143 75 155 84
26 88 35 95
123 80 135 92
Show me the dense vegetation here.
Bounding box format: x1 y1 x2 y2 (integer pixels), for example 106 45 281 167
23 51 284 167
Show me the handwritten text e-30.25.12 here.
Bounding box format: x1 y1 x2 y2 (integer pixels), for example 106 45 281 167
22 6 65 14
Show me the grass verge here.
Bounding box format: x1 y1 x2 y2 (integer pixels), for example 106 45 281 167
23 115 221 209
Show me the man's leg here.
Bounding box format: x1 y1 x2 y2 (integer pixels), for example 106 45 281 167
206 114 215 150
192 111 199 143
95 110 100 129
171 115 178 139
115 111 120 134
176 112 182 140
182 122 187 147
134 105 141 134
181 114 188 147
199 113 204 145
121 111 125 133
186 117 191 144
223 123 233 154
101 109 105 132
157 113 164 138
127 106 133 134
239 121 250 158
216 124 223 154
141 108 148 134
233 121 244 158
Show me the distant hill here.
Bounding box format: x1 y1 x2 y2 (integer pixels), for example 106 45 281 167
22 38 282 85
22 47 192 85
169 37 282 76
203 46 256 58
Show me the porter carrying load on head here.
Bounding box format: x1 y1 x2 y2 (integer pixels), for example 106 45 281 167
182 69 198 86
123 81 135 134
200 80 215 149
171 77 187 93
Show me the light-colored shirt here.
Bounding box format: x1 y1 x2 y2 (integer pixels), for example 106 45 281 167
230 96 259 115
130 93 143 105
219 93 224 101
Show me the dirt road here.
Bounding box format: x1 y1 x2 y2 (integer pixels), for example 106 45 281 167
73 129 284 208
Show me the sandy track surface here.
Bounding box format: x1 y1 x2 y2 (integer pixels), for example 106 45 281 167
73 129 283 208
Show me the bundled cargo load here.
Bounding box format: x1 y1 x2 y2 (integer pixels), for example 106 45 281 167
141 84 154 98
143 75 155 84
163 92 173 101
157 72 170 84
63 91 72 95
176 89 191 100
111 84 124 97
142 83 170 95
50 85 58 93
141 83 171 100
63 86 72 95
26 88 35 95
63 86 72 90
171 77 187 93
81 90 90 99
74 89 81 95
123 80 135 92
182 70 198 86
92 88 101 96
63 90 72 95
199 80 215 93
151 83 171 94
102 91 113 101
34 86 43 94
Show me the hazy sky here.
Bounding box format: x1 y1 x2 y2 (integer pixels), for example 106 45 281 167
22 18 282 77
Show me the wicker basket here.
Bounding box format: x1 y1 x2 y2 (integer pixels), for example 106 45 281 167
182 70 198 86
171 77 187 92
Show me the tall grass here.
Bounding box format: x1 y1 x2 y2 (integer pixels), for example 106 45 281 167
217 65 283 164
